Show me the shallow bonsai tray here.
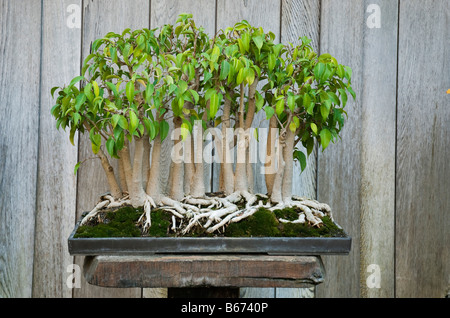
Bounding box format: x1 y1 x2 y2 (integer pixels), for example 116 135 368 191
68 219 351 256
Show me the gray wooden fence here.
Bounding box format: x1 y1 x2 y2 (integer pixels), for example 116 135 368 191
0 0 448 298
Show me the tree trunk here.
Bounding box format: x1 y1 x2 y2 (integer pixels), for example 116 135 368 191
221 97 234 195
142 135 151 190
265 116 278 196
147 135 162 203
270 133 285 203
190 120 205 198
170 117 184 201
184 132 195 195
97 148 122 199
234 84 248 192
282 127 295 202
120 138 147 208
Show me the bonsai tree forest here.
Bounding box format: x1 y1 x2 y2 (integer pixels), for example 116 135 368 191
52 15 355 236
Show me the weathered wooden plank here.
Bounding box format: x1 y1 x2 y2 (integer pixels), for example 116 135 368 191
0 0 42 298
358 0 397 298
317 0 365 298
74 0 150 298
32 0 81 298
396 0 450 298
83 255 324 288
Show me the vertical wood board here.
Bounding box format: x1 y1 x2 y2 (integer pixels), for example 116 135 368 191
317 0 365 298
0 0 42 298
33 0 81 298
396 0 450 298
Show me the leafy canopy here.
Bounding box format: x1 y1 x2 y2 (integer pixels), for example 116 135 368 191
51 14 355 172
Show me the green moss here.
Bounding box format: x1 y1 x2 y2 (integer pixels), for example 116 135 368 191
74 204 347 238
273 207 299 221
225 208 281 237
74 205 142 238
147 209 172 237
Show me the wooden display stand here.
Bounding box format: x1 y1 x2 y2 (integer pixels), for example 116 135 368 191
83 255 325 298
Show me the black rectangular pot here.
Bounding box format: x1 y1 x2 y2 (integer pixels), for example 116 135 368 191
68 219 351 256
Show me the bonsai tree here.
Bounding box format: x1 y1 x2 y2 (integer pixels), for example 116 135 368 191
51 14 354 235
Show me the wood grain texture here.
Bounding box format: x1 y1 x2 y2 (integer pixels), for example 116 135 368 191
83 255 324 288
317 0 365 298
0 0 42 298
33 0 81 298
358 0 397 298
396 0 450 298
74 0 150 298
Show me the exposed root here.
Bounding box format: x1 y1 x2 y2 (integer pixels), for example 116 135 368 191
80 193 335 235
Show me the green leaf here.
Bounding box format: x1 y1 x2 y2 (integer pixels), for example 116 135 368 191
328 91 340 105
268 54 276 71
143 117 156 140
336 65 345 78
303 93 312 111
236 67 245 85
246 68 255 85
189 89 199 104
69 76 85 88
287 94 296 112
75 93 86 111
106 137 116 158
145 83 154 104
347 85 356 100
338 88 348 107
275 98 284 116
160 120 169 142
220 60 230 81
69 125 76 146
72 113 81 127
89 132 101 154
129 110 139 135
314 63 325 81
252 35 264 52
265 106 275 120
51 87 59 99
106 82 119 98
294 150 307 172
310 123 318 135
255 92 264 111
289 121 297 133
344 66 353 81
211 45 221 63
180 121 190 141
93 81 100 97
126 81 135 103
320 128 332 150
321 103 331 121
209 92 221 119
74 162 81 175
